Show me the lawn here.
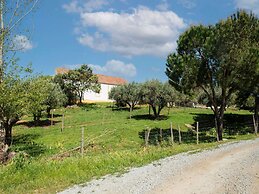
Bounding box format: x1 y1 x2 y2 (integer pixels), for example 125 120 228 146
0 103 256 193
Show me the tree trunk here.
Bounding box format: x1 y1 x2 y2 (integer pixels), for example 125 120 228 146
215 115 223 141
46 107 51 118
157 106 163 116
33 112 41 125
212 103 224 141
4 124 12 146
0 0 4 81
79 91 84 104
254 95 259 135
151 105 158 117
79 95 82 104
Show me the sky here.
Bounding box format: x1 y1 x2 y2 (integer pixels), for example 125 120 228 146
16 0 259 82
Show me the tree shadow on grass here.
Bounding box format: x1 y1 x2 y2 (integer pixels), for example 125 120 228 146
191 113 254 135
111 107 141 112
79 103 99 111
12 134 47 157
132 114 169 121
16 120 61 128
138 127 217 146
51 114 63 118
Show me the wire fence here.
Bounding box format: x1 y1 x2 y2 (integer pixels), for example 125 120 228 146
0 110 258 160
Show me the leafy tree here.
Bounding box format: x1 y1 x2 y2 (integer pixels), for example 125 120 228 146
26 76 67 123
55 65 100 104
140 80 175 117
109 82 140 112
26 76 51 123
166 11 258 140
0 67 29 146
54 73 77 105
0 0 39 146
44 80 67 118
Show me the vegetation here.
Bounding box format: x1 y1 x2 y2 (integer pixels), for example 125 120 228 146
0 0 39 145
0 6 257 194
54 65 100 104
140 80 176 117
0 67 29 146
44 79 67 118
109 82 141 112
109 80 179 118
166 10 259 140
27 76 67 123
0 103 255 193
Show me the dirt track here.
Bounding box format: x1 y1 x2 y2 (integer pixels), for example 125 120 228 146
60 138 259 194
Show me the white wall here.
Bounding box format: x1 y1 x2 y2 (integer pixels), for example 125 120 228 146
83 83 116 102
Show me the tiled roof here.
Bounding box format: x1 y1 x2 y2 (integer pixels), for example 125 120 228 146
55 67 69 75
55 67 127 85
97 74 127 85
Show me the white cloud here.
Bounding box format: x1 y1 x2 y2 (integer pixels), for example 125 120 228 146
235 0 259 14
13 35 33 51
156 0 169 11
89 60 136 77
63 1 81 13
178 0 196 9
63 0 109 13
77 7 186 57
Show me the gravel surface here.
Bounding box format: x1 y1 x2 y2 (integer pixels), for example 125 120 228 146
59 138 259 194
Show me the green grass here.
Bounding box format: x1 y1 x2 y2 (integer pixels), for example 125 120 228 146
0 103 256 193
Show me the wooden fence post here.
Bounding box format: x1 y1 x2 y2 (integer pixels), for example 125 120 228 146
81 127 84 156
159 128 163 143
145 128 150 146
51 110 54 126
178 125 182 144
61 113 64 132
170 122 174 144
196 122 199 145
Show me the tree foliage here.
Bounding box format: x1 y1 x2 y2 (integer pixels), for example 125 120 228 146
26 76 52 123
140 80 175 117
44 80 67 117
0 0 39 146
54 65 100 104
27 76 67 122
166 10 259 140
0 66 30 145
109 82 140 111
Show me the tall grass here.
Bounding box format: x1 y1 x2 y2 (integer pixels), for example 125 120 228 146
0 104 255 193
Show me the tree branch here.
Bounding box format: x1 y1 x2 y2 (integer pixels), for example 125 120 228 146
9 0 39 32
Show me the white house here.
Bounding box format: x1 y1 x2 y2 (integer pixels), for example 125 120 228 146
55 67 127 102
83 74 127 102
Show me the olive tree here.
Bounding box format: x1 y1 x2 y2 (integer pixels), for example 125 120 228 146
140 80 175 118
109 82 140 111
0 67 30 146
166 11 258 140
45 81 67 117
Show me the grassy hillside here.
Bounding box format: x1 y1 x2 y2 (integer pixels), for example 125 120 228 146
0 103 255 193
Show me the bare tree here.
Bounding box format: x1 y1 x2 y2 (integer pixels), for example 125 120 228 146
0 0 39 80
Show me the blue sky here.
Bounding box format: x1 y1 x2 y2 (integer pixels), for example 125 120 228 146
16 0 259 82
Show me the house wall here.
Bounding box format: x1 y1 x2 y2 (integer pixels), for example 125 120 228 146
83 83 116 102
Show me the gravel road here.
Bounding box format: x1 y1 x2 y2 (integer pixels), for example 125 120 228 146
60 138 259 194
